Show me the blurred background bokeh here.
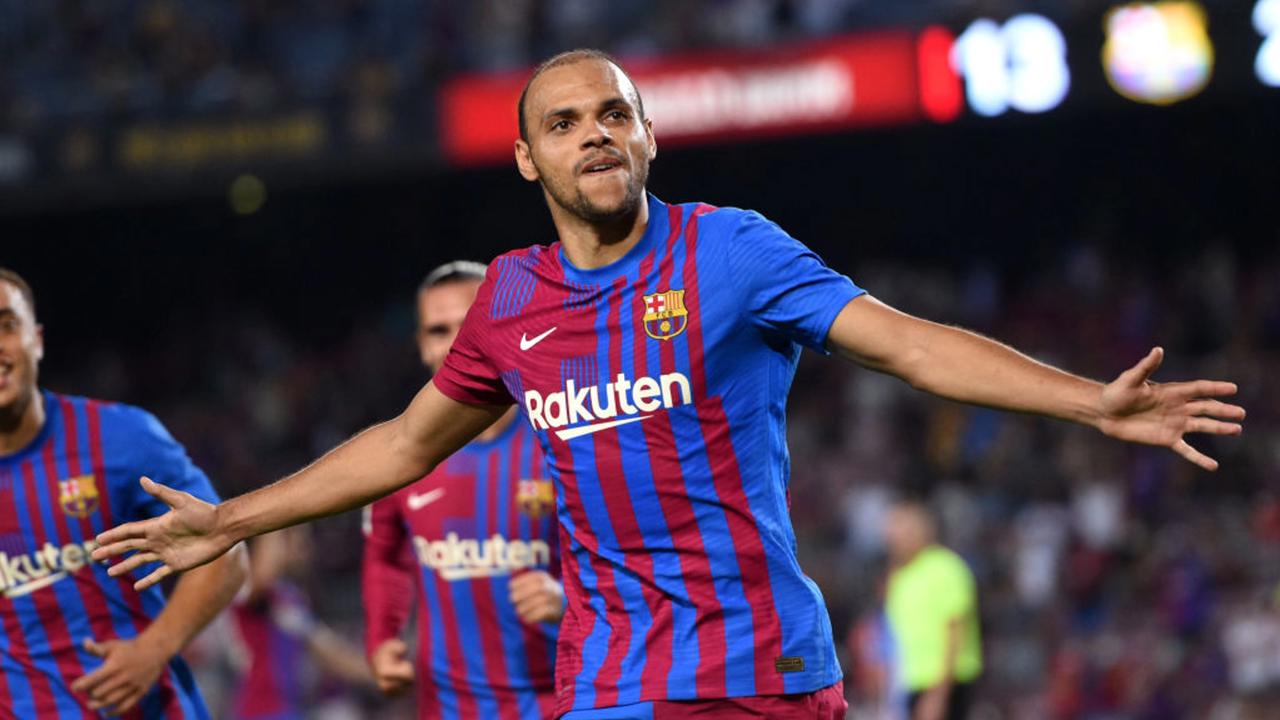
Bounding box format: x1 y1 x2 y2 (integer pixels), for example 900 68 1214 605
4 1 1279 718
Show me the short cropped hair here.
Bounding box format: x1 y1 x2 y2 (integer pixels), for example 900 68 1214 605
517 48 646 142
419 260 487 293
0 267 36 320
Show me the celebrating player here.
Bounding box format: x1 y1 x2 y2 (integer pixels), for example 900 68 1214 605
0 267 246 718
93 50 1245 719
362 261 561 719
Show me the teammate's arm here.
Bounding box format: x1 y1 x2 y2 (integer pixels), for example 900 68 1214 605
93 383 509 589
363 498 418 695
71 545 248 713
826 295 1245 470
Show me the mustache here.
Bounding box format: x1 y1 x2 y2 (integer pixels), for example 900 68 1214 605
575 150 625 175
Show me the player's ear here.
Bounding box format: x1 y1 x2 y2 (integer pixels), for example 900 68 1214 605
515 139 540 182
644 118 656 161
33 323 43 363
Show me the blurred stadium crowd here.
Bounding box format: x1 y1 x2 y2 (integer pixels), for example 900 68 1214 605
0 0 1103 130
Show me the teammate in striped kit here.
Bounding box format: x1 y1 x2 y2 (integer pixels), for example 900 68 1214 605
96 50 1245 719
362 262 561 719
0 268 246 719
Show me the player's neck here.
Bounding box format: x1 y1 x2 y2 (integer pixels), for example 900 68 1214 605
476 406 519 443
0 388 45 456
554 196 649 271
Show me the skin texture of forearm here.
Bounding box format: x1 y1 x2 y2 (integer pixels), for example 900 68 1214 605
141 545 247 656
830 296 1103 428
217 383 507 547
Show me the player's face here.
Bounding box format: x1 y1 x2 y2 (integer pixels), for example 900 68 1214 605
417 279 481 374
0 281 42 419
882 506 929 563
516 59 656 224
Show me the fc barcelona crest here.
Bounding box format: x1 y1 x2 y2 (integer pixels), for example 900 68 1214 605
58 475 99 519
517 479 554 519
642 289 689 341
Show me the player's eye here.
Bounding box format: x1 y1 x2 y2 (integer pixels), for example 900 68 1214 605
0 318 17 333
606 110 628 122
550 119 572 132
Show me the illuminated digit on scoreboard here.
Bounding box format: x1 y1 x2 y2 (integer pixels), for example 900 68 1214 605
1257 0 1280 87
953 14 1071 117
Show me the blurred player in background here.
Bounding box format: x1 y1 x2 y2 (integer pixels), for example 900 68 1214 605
94 50 1245 720
0 267 246 718
884 500 981 720
363 261 562 719
231 526 373 720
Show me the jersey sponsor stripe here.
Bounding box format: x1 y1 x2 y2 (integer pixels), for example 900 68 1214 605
489 437 529 720
34 443 98 700
0 470 40 720
622 234 692 701
84 401 187 717
411 546 443 720
558 287 640 708
552 520 588 714
82 402 148 635
14 458 89 719
0 532 15 718
586 273 664 707
662 207 760 697
53 400 120 673
516 439 557 720
0 589 44 719
680 208 786 695
634 207 730 699
467 453 516 720
421 557 472 719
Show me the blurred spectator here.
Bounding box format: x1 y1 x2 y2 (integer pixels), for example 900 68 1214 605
230 527 375 720
884 500 983 720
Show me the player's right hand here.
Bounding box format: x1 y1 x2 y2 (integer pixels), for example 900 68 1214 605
91 476 229 590
370 638 415 695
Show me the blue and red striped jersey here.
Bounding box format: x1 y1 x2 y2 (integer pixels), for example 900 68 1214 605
230 582 312 719
0 390 217 720
433 194 865 715
363 416 559 720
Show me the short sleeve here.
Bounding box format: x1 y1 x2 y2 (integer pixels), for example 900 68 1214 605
431 268 515 406
728 211 864 353
123 410 220 521
933 553 977 621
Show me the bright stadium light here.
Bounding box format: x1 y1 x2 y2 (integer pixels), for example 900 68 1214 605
1257 0 1280 86
953 14 1070 117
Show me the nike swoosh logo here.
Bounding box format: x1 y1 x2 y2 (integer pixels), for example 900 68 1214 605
520 327 557 351
407 488 446 511
555 415 651 441
4 571 68 598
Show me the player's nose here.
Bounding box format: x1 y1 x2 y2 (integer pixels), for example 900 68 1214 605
580 122 613 149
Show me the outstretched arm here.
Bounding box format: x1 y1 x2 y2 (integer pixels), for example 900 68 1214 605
93 382 509 589
828 295 1244 469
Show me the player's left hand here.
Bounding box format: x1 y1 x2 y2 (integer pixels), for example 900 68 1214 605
71 635 171 714
509 570 566 624
1097 347 1245 471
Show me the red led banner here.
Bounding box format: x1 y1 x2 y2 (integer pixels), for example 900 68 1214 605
440 30 962 166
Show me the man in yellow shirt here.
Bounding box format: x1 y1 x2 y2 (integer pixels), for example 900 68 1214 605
885 500 981 720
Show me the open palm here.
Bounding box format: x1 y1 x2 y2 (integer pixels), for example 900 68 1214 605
91 477 228 590
1097 347 1245 470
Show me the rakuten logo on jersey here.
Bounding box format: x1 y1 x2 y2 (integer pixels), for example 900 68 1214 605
524 371 693 440
413 533 551 581
0 540 101 598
